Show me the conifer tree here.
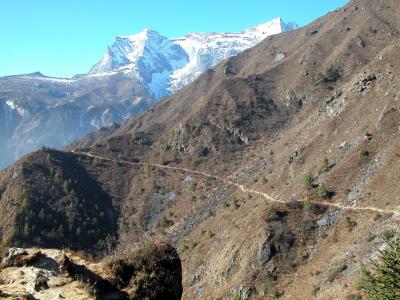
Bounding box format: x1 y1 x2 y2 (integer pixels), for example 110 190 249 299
360 231 400 299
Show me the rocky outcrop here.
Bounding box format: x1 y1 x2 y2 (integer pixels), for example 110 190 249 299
0 243 182 300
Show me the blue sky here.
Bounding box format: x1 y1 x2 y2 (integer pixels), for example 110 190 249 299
0 0 348 78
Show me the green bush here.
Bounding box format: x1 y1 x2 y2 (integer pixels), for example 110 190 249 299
359 232 400 299
304 174 315 190
310 284 320 296
159 215 174 228
233 198 241 209
345 217 357 232
231 294 240 300
265 203 279 221
320 158 333 174
303 198 314 211
259 175 267 184
318 184 329 198
327 261 348 282
194 257 204 268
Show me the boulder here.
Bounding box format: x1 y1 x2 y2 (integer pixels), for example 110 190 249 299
2 248 28 267
34 273 49 292
259 242 276 265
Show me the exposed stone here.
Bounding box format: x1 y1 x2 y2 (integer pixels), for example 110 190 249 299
317 210 342 232
223 64 237 75
357 36 366 48
285 91 305 107
338 137 359 150
348 156 382 204
274 52 285 62
363 132 372 142
259 242 275 265
288 149 301 164
2 248 28 267
308 30 318 36
320 90 346 118
353 73 377 95
34 273 49 292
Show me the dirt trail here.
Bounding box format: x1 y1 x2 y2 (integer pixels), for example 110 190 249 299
71 150 399 217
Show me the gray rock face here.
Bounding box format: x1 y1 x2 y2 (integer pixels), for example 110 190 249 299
348 156 382 204
288 149 301 164
2 247 27 266
34 272 49 292
259 242 275 265
320 90 345 118
353 73 377 95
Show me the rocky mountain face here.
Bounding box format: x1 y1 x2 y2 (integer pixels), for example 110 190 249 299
90 18 298 98
0 18 296 170
2 0 400 299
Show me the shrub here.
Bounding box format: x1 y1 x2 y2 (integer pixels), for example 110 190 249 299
360 150 370 158
322 65 341 83
194 257 204 269
318 183 334 198
143 164 151 176
320 158 333 174
327 261 348 282
233 198 241 209
107 240 182 300
310 284 320 296
259 175 267 185
207 231 215 238
346 294 362 300
265 203 279 221
303 198 314 211
195 146 210 157
231 294 240 300
359 232 400 299
159 215 174 228
264 276 280 298
345 217 357 232
304 174 315 190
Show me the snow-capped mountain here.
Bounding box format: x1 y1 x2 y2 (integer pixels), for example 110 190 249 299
90 17 298 98
89 29 189 99
0 17 298 170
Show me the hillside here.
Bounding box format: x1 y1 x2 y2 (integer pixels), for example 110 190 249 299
1 0 400 298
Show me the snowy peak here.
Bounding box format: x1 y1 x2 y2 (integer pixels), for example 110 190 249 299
246 17 298 37
89 17 298 98
89 29 188 98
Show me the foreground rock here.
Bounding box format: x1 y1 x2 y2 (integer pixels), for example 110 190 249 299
0 242 182 300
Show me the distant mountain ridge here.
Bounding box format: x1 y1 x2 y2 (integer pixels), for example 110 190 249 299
89 18 298 98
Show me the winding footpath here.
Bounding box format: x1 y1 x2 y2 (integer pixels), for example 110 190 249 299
71 149 399 217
